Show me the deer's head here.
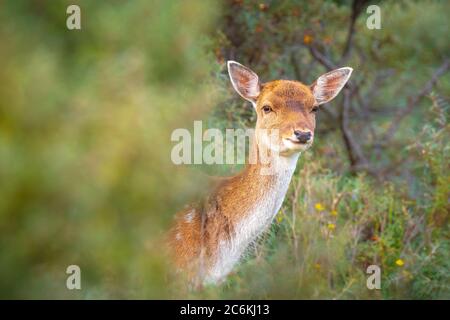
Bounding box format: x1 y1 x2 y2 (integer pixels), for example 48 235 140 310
228 61 352 156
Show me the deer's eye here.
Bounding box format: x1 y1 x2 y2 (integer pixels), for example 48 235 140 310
311 106 319 113
262 105 272 114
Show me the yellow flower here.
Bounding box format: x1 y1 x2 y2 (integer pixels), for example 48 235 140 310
276 212 284 223
331 210 338 216
259 3 268 11
315 203 325 211
395 259 404 267
327 223 336 231
303 34 313 45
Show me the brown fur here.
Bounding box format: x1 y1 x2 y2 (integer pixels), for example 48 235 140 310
168 63 352 285
169 80 317 282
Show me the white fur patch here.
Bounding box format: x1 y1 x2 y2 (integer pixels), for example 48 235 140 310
204 153 300 284
185 209 196 223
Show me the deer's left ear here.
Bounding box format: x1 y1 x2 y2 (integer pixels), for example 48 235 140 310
310 67 353 105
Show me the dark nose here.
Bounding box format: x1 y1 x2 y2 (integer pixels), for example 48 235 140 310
294 130 312 144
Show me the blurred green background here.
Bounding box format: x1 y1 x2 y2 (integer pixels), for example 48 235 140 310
0 0 448 299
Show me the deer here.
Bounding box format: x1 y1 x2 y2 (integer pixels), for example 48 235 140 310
169 61 353 287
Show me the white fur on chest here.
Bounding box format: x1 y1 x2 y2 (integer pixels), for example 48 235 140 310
205 154 300 284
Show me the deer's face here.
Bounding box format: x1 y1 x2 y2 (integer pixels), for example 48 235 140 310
255 80 317 154
228 61 352 156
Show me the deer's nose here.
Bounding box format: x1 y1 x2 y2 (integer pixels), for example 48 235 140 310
294 130 312 144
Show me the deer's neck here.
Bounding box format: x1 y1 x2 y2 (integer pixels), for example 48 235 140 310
206 139 300 283
236 139 300 238
240 142 300 219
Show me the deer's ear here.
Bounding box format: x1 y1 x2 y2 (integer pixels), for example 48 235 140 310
311 67 353 105
227 61 260 104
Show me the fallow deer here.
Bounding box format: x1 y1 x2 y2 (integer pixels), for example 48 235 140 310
169 61 353 286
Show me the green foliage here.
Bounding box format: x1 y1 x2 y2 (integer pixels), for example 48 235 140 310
0 0 219 298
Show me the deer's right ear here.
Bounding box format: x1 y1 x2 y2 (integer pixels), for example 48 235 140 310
227 61 260 104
